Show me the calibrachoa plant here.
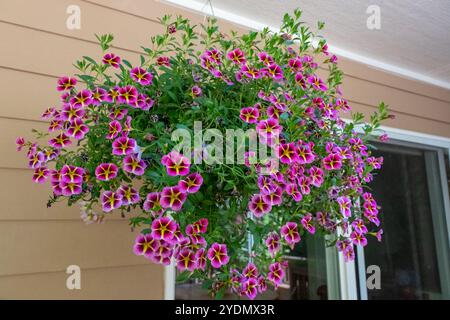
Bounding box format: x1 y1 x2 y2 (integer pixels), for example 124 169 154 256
17 11 390 299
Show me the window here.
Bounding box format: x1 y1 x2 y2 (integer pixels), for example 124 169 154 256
359 141 450 299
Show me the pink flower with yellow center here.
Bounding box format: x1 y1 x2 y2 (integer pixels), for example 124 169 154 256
295 73 307 88
227 48 246 65
337 196 352 217
257 52 274 66
117 185 140 205
57 76 77 91
178 172 203 193
61 103 85 122
112 136 136 156
130 67 153 86
301 213 315 234
277 142 298 164
143 192 164 216
161 151 190 176
117 85 138 106
296 144 315 164
265 232 281 257
242 277 258 300
207 243 230 268
133 233 157 258
160 186 187 212
248 194 272 217
49 132 71 149
239 107 259 124
307 74 327 91
256 118 282 145
106 120 122 140
288 57 303 72
48 120 63 133
41 107 56 120
280 222 301 247
102 53 121 69
91 87 107 106
267 262 285 288
176 248 197 272
195 248 207 271
286 183 303 202
263 64 283 80
95 163 118 181
61 165 84 184
70 89 92 108
156 56 170 66
67 118 89 140
32 167 50 184
322 153 342 170
262 187 283 206
151 216 177 241
350 231 367 247
28 151 45 169
309 166 324 187
101 190 123 212
241 64 261 79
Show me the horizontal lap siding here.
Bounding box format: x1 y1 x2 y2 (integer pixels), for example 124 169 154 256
0 0 449 300
0 0 164 299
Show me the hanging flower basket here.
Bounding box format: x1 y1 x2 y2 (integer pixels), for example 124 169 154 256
17 10 390 299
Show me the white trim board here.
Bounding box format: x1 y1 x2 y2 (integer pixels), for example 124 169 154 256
161 0 450 90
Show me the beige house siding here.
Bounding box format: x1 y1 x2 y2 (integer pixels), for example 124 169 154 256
0 0 449 299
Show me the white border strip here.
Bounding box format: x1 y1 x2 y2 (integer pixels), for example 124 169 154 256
161 0 450 90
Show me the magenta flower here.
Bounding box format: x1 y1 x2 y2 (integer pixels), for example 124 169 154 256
242 277 258 300
298 176 311 195
350 231 367 247
105 86 120 103
41 107 56 120
227 48 246 65
133 233 157 258
157 56 171 66
352 218 368 234
301 213 315 234
295 73 307 88
337 196 352 217
207 243 230 268
122 155 146 176
61 104 85 122
16 136 26 152
117 85 138 105
241 64 261 79
160 186 187 211
375 229 384 242
256 118 282 144
257 52 274 66
286 183 303 202
204 48 221 64
101 190 123 212
296 144 315 164
117 185 140 205
28 151 45 169
112 136 136 156
264 64 283 80
109 107 128 121
130 67 153 86
57 76 77 91
70 89 92 108
176 248 197 272
267 262 285 288
262 187 283 206
191 85 202 98
102 53 121 68
60 181 83 196
288 57 303 72
48 120 63 133
248 194 272 217
309 166 324 187
277 142 298 164
143 192 164 216
195 248 207 271
322 153 342 170
343 246 355 262
280 222 301 247
91 87 107 106
106 120 122 140
95 163 118 181
265 232 281 257
151 216 177 241
178 172 203 193
161 151 190 176
32 167 50 184
242 262 258 279
307 74 327 91
239 107 259 124
258 276 267 293
61 165 85 184
67 118 89 140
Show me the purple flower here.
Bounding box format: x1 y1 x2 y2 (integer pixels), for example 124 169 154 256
241 64 261 79
117 185 140 205
227 48 246 65
301 213 315 234
277 142 298 164
176 248 197 272
61 104 85 122
28 151 45 169
160 186 187 212
95 163 118 181
130 67 153 86
151 216 177 241
112 136 137 156
101 190 123 212
57 76 77 91
143 192 164 216
207 243 230 268
178 173 203 193
161 151 190 176
191 85 202 98
239 107 259 124
350 231 367 247
117 85 138 105
337 196 352 217
257 52 274 66
66 118 89 140
242 277 258 300
122 155 147 176
91 87 107 106
61 165 85 184
264 64 283 80
286 183 303 202
280 222 301 247
16 136 25 152
133 233 157 258
70 89 92 108
322 153 342 170
102 53 121 68
60 181 82 196
267 262 284 288
248 194 272 217
106 120 122 140
265 232 281 257
32 167 50 184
